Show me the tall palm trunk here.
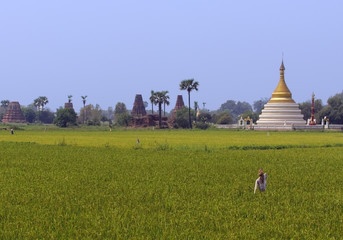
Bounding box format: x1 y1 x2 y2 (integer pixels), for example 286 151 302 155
151 101 154 114
158 102 162 128
188 90 192 128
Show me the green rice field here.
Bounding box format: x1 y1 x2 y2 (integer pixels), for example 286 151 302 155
0 128 342 239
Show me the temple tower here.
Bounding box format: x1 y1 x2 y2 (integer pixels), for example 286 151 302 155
256 61 305 126
2 101 26 123
171 95 185 118
131 94 147 116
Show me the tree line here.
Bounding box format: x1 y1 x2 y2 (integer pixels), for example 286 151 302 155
1 89 342 128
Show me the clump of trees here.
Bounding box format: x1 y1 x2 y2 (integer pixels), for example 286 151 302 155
54 108 77 127
114 102 130 127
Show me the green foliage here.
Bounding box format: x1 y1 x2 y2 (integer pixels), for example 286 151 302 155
219 100 252 120
22 107 37 123
240 110 259 123
318 91 343 124
54 108 77 127
114 102 128 122
299 99 323 121
194 122 210 129
1 100 10 108
174 107 194 128
198 112 211 123
253 98 269 114
38 109 55 124
33 96 48 111
152 90 169 128
213 111 233 124
116 112 131 126
79 104 102 125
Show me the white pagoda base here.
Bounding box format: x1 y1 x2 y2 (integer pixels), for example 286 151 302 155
256 103 306 126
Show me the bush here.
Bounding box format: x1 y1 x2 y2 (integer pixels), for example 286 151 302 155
54 108 77 127
195 122 209 130
117 112 131 127
173 107 194 129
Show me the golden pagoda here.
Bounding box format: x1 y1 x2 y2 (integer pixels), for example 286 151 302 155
256 61 305 127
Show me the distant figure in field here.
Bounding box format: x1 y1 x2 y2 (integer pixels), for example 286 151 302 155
137 138 140 144
11 129 14 135
254 168 267 194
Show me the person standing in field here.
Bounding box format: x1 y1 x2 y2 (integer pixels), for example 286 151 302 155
254 168 267 194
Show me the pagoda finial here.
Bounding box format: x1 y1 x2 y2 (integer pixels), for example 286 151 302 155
280 60 285 71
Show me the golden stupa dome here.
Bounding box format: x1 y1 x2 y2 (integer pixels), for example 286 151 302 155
268 61 295 103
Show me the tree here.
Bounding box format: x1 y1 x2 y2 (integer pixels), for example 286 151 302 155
173 107 194 128
54 108 77 127
154 91 169 128
253 98 269 114
215 111 233 124
89 104 102 126
0 100 10 121
81 95 87 123
38 109 55 123
79 105 91 124
162 91 170 116
240 110 259 123
68 95 73 103
22 107 36 123
180 78 199 128
1 100 10 108
102 107 114 122
117 112 131 127
114 102 128 122
318 91 343 124
218 100 252 121
198 112 212 123
149 90 156 114
33 96 49 111
80 104 102 126
299 99 323 122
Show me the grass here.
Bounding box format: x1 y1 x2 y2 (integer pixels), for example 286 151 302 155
0 129 342 238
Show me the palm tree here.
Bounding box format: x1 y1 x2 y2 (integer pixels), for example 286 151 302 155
33 96 49 111
1 100 10 108
179 79 199 128
81 95 87 123
149 90 156 114
162 91 170 116
154 91 168 128
68 95 73 103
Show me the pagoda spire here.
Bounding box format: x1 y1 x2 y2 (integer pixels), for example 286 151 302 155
268 60 295 103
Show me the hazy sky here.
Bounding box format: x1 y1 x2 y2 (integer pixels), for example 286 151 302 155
1 1 342 112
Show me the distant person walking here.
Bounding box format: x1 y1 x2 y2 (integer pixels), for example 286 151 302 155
254 168 267 194
11 128 14 135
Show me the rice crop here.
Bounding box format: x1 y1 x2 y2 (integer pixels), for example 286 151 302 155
0 129 342 239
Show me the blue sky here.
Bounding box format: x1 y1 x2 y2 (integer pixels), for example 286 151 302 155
0 1 342 112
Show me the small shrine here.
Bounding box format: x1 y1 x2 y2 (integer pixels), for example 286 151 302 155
238 116 253 129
